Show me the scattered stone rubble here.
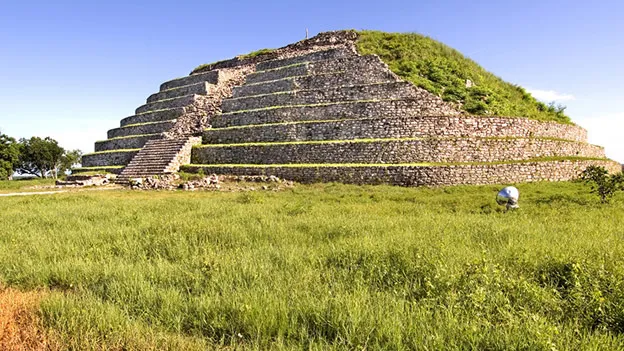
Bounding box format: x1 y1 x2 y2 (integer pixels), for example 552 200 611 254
55 174 111 187
164 66 255 138
127 174 294 191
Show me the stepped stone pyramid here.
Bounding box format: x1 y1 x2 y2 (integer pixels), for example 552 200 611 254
80 31 620 186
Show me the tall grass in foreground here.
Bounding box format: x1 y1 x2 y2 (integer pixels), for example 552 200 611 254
0 182 623 349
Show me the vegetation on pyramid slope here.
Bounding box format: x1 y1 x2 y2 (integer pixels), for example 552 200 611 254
355 31 571 123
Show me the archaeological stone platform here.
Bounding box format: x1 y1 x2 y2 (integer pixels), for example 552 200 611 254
79 31 621 186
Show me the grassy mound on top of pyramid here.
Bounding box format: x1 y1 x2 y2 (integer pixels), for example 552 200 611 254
355 31 570 123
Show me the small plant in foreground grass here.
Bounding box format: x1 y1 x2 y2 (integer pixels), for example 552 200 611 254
580 165 624 203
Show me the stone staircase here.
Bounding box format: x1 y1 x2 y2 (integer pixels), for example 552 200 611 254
116 137 199 183
79 70 221 175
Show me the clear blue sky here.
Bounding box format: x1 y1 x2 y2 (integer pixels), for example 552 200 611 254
1 0 622 161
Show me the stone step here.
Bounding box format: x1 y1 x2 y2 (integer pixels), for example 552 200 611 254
123 168 169 174
127 161 175 166
131 152 183 158
122 167 174 173
180 159 622 186
148 82 212 103
120 108 185 127
127 157 175 162
136 95 197 115
191 138 605 165
246 64 309 85
131 146 187 152
246 55 384 85
131 145 188 152
255 48 354 71
204 116 590 145
160 70 219 91
117 137 198 181
122 169 172 174
130 150 184 156
95 134 165 152
131 153 181 158
222 82 418 113
82 150 140 167
126 160 173 167
120 169 172 174
108 120 176 139
233 70 397 98
212 98 454 128
136 142 189 148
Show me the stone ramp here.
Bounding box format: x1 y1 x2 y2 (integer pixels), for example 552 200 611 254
116 137 199 183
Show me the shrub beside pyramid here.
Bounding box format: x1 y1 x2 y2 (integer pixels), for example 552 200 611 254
79 30 620 186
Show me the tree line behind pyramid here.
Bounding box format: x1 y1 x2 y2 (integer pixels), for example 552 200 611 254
0 133 81 180
76 30 620 186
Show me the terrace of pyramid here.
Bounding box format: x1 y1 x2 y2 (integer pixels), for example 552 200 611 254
78 30 621 186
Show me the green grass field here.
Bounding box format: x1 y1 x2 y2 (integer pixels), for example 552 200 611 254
1 180 623 350
0 178 55 193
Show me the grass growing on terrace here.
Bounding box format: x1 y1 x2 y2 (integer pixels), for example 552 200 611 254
192 49 277 74
356 31 571 123
238 48 275 60
1 182 624 349
82 149 140 156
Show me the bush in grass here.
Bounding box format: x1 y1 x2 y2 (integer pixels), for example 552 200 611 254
580 165 624 203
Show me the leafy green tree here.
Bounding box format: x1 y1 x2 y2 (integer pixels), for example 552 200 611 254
59 149 83 175
580 166 624 203
0 132 20 180
17 137 65 178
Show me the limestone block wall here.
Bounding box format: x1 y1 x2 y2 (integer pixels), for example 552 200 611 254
95 134 165 152
160 70 220 91
120 108 185 127
108 120 177 139
165 137 202 173
192 138 604 165
245 64 309 85
82 150 139 167
213 99 461 128
147 82 212 103
244 55 393 85
221 82 421 112
205 116 588 144
256 48 353 71
233 69 396 98
190 31 360 74
183 159 622 187
135 95 199 115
